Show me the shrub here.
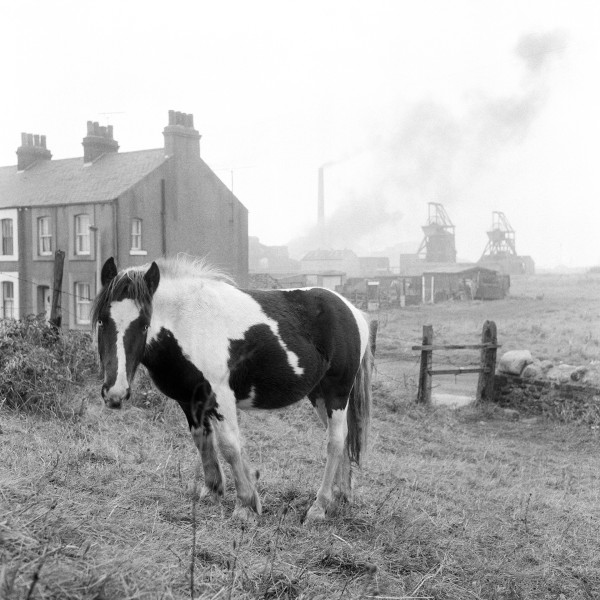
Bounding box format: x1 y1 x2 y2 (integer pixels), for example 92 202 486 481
0 314 97 416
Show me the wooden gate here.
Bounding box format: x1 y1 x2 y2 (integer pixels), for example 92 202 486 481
413 320 499 404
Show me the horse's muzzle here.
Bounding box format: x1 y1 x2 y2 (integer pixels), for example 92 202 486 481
101 384 130 409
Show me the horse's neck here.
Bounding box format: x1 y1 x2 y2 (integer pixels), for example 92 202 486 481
151 278 238 333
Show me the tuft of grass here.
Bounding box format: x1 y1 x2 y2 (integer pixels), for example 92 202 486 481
0 315 97 417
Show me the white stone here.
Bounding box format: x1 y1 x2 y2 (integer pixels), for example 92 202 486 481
498 350 534 376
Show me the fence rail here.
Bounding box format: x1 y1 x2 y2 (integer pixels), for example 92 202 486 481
415 321 499 404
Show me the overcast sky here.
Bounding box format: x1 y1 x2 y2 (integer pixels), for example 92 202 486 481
2 1 599 269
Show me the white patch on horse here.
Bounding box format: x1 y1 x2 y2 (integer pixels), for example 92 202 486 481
267 321 304 376
110 299 140 395
148 278 305 382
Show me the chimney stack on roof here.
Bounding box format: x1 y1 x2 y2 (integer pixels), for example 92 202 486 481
163 109 201 158
16 132 52 171
82 120 119 163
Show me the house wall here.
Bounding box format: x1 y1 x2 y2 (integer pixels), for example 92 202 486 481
163 126 248 286
115 167 166 268
17 202 115 328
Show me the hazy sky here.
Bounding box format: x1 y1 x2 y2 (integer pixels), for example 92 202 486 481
2 1 599 268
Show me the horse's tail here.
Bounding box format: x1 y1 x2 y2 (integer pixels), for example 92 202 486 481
347 319 377 466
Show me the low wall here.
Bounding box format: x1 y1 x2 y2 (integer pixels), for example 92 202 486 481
493 373 600 424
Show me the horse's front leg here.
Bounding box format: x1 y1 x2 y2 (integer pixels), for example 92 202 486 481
190 425 225 502
212 386 261 522
306 404 348 522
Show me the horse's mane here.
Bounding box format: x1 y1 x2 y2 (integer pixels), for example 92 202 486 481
91 255 233 330
157 254 233 283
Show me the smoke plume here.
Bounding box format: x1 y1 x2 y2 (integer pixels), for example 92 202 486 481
289 30 567 260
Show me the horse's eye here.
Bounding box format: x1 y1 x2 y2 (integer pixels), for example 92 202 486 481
143 324 149 333
98 320 103 328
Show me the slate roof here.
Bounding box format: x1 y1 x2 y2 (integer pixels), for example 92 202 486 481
0 149 167 208
399 261 498 277
422 263 498 275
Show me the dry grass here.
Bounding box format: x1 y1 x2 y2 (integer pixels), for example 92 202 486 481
376 273 600 377
1 273 600 599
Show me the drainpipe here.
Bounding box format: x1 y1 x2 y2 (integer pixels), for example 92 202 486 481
161 179 167 257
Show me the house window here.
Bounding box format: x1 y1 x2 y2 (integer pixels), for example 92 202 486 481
1 219 14 256
38 217 52 255
75 214 90 255
131 218 142 251
74 282 91 324
2 281 14 319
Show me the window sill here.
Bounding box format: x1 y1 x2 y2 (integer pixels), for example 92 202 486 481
130 250 148 256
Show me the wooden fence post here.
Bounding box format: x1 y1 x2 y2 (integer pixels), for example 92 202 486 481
476 320 497 403
417 325 433 403
369 319 379 356
49 250 65 331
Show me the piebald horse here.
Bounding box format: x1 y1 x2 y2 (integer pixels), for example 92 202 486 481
92 257 373 522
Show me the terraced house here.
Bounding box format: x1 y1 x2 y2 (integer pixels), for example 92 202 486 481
0 111 248 328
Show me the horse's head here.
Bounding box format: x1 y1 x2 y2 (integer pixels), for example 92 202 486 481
93 257 160 409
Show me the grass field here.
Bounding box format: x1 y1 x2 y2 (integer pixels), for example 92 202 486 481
1 274 599 599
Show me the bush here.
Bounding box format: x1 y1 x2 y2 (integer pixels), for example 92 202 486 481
0 315 98 416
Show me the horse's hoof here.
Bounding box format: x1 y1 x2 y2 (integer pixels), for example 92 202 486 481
305 503 327 523
232 504 259 524
199 485 223 504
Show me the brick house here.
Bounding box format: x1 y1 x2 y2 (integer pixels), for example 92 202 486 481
0 110 248 329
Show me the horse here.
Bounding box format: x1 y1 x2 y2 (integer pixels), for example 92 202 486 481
92 256 374 522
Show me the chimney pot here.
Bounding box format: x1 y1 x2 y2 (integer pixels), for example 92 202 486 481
82 120 119 162
17 131 52 170
163 109 201 158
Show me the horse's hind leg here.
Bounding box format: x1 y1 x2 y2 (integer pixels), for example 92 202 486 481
191 426 225 502
311 397 352 504
306 404 348 522
213 389 261 522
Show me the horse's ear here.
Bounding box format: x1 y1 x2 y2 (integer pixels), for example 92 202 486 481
101 257 118 287
144 261 160 296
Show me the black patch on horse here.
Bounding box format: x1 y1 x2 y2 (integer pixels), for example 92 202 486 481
230 288 362 411
143 327 222 429
228 323 323 409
